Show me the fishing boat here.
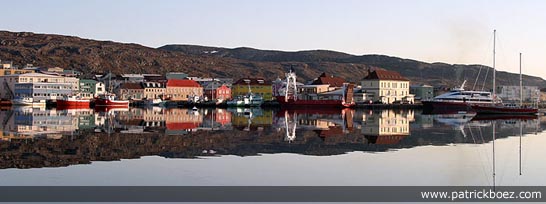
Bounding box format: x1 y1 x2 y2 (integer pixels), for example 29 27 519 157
94 93 129 107
56 94 91 108
470 31 538 115
275 69 355 108
226 93 263 107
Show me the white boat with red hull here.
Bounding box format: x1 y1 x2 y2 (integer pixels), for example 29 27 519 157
94 93 129 107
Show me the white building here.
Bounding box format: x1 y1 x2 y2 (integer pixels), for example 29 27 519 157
0 73 79 100
496 85 539 102
360 69 414 104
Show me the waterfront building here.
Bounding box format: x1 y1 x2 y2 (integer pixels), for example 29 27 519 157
0 73 79 100
232 78 272 100
203 81 231 101
410 85 434 102
142 81 166 99
79 79 105 98
496 85 539 102
118 83 144 100
165 79 203 101
361 69 414 104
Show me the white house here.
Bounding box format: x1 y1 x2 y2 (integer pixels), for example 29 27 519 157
361 69 414 104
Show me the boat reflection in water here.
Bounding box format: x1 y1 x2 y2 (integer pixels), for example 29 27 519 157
0 107 542 170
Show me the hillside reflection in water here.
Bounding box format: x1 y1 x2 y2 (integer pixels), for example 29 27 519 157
0 106 545 186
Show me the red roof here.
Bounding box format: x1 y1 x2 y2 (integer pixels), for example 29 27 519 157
166 79 201 87
364 69 409 81
311 73 346 87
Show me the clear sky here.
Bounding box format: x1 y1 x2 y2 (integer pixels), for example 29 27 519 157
2 0 546 78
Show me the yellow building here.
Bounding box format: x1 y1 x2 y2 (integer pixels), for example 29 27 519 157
232 78 272 100
0 68 35 76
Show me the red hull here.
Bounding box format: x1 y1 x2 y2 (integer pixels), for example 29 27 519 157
95 98 129 107
276 96 355 108
471 104 538 115
56 100 91 108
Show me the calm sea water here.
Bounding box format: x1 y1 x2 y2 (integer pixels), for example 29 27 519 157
0 106 544 186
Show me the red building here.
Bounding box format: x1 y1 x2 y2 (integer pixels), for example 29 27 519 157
204 82 231 101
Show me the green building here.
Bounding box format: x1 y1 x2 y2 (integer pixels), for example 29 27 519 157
410 85 434 102
79 79 105 97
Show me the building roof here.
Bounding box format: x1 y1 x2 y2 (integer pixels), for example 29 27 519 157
142 82 165 88
233 78 271 86
119 83 143 90
166 79 201 87
3 73 63 78
311 73 346 87
364 69 409 81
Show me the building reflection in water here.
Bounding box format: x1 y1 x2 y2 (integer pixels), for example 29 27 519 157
360 110 414 144
0 107 543 169
278 109 414 145
1 107 99 140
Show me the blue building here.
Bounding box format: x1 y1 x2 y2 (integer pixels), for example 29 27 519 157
14 82 74 101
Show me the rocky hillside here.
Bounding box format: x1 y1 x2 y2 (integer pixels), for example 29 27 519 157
0 31 544 89
160 44 546 89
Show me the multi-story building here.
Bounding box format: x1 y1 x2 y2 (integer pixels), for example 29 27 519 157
0 60 35 76
203 81 231 101
410 85 434 102
142 82 165 99
232 78 272 100
118 83 144 100
14 82 74 101
361 69 414 104
496 85 539 102
79 79 105 98
165 79 203 101
0 73 79 100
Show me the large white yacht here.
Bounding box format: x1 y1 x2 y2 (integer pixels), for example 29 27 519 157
422 81 493 113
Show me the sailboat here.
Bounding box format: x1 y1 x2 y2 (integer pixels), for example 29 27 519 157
471 30 538 115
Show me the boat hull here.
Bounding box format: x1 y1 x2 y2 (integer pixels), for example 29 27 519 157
56 99 91 108
95 98 130 107
470 105 538 115
422 101 474 114
276 96 355 108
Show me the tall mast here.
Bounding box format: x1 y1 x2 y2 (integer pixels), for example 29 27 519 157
492 30 496 102
519 52 523 107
